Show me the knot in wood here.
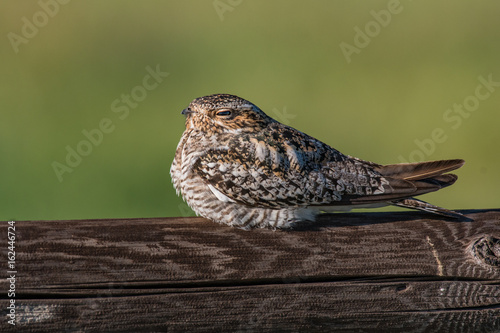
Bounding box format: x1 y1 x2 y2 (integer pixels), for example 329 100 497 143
472 236 500 268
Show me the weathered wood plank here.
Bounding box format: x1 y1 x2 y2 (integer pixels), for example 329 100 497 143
4 281 500 332
1 209 499 332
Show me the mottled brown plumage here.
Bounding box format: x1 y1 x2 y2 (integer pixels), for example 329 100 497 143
170 94 465 228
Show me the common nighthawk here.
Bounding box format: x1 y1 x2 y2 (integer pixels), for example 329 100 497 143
170 94 465 229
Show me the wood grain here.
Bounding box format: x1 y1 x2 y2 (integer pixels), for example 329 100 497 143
1 209 499 332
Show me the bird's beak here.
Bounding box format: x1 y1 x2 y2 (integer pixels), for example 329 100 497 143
181 108 194 116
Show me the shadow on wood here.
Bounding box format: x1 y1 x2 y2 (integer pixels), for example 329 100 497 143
1 209 499 332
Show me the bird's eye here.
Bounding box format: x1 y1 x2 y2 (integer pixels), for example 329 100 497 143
216 110 232 117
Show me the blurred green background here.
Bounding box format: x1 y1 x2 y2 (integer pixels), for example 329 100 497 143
1 1 499 221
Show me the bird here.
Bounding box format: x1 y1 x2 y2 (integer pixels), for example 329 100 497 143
170 94 465 229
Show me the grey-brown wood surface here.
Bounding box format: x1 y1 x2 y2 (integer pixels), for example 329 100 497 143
1 209 499 332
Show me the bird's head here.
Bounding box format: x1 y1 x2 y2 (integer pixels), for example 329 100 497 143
181 94 273 133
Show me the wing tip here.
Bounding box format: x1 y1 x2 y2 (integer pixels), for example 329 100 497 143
390 198 471 220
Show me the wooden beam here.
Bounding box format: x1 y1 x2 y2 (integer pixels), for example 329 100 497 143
1 209 499 332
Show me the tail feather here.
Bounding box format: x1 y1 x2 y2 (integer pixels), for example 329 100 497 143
375 159 465 181
377 159 464 200
412 173 458 189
